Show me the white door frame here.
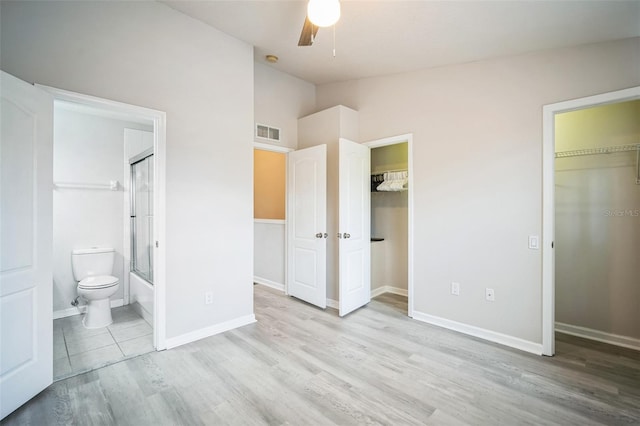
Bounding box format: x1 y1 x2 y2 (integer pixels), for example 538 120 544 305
363 133 415 317
37 85 168 350
252 142 293 292
541 86 640 356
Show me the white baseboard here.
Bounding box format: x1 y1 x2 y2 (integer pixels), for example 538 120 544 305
253 276 285 292
555 322 640 351
53 298 124 320
371 286 408 298
412 310 543 355
326 298 338 309
165 314 256 350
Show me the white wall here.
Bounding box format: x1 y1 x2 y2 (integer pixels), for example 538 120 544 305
254 63 316 149
316 37 640 345
53 108 149 313
253 222 285 289
1 1 255 340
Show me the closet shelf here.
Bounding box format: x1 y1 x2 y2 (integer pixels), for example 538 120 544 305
556 143 640 185
554 143 638 158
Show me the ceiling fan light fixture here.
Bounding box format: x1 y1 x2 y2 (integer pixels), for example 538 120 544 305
307 0 340 27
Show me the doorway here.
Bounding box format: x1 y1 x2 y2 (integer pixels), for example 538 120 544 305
364 134 414 317
253 143 291 293
541 86 640 356
41 86 167 379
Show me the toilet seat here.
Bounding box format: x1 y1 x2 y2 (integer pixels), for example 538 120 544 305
78 275 119 289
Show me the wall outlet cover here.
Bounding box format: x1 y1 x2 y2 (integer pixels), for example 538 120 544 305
485 288 495 302
451 282 460 296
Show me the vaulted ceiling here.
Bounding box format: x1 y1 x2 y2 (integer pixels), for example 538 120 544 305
164 1 640 85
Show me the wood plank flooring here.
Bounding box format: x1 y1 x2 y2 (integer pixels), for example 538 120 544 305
3 286 639 425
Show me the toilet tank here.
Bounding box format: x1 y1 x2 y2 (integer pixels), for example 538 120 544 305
71 247 115 281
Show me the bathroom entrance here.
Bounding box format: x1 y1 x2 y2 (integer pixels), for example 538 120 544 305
0 71 166 417
47 88 166 380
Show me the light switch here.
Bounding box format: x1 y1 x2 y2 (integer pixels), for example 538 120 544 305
529 235 539 250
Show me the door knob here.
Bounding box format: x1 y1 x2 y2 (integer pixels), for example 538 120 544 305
344 233 351 239
315 232 323 238
323 233 328 238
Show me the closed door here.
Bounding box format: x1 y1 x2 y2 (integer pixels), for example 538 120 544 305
287 145 327 308
0 71 53 419
338 139 371 316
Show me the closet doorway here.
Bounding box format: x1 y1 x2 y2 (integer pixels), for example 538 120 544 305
364 134 414 317
542 86 640 356
253 142 292 293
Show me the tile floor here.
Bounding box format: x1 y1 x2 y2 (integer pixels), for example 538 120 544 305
53 305 154 381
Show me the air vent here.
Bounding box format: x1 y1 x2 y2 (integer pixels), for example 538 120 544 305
256 124 281 142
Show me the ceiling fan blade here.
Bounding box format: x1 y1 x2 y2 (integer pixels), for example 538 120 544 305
298 16 318 46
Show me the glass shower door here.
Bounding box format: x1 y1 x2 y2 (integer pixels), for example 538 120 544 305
131 153 154 283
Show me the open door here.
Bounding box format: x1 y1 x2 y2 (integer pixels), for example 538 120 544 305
1 71 54 419
287 145 327 308
338 139 371 316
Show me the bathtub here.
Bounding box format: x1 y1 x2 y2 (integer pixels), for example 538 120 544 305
129 272 153 325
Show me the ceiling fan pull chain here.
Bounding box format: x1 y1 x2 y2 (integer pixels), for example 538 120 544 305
333 24 336 58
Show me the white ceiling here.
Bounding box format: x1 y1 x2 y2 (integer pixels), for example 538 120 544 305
164 1 640 85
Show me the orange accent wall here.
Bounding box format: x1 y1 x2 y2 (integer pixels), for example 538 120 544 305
254 149 286 220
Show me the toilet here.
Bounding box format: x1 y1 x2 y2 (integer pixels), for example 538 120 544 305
71 247 120 329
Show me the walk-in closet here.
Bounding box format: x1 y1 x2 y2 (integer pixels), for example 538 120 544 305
554 99 640 349
370 143 409 299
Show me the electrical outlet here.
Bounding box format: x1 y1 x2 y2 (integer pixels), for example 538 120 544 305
485 288 495 302
451 282 460 296
205 291 213 305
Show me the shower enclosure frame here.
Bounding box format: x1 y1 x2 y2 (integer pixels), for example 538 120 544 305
130 148 154 284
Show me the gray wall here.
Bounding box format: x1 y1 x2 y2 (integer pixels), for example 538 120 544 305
254 63 316 149
316 37 640 345
1 1 255 340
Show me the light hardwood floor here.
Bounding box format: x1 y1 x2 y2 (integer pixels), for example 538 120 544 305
3 285 640 425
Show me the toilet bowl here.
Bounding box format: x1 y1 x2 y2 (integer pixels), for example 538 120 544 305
71 247 120 329
77 275 120 328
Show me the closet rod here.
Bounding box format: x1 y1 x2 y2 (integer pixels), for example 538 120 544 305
554 143 639 158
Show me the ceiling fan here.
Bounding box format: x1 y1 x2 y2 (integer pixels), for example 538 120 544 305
298 0 341 46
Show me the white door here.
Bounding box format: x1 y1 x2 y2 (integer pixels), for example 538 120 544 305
0 71 53 419
287 145 327 308
338 139 371 316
